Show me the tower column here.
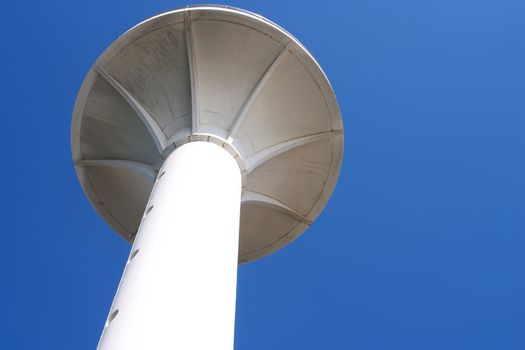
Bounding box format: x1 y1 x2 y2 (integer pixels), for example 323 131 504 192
97 141 242 350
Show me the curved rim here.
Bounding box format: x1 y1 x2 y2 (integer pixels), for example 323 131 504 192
71 4 344 263
125 4 337 93
72 4 342 160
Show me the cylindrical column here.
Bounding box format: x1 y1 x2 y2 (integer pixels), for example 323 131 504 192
97 141 242 350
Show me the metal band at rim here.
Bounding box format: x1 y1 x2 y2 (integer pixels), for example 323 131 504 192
158 134 248 190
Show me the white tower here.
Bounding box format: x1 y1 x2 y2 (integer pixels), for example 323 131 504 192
72 5 343 350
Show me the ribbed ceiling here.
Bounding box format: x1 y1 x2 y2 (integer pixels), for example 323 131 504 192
71 6 343 263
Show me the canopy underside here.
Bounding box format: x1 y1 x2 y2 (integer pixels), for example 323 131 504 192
72 6 343 263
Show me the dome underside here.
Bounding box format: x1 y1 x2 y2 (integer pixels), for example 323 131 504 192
72 7 343 262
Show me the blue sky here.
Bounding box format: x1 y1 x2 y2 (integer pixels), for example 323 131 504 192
2 0 524 349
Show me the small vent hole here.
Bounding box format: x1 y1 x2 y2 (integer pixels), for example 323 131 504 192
145 205 154 216
158 170 166 180
106 309 119 326
129 249 139 261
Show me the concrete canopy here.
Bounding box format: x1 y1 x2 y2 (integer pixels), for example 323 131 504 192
71 5 343 263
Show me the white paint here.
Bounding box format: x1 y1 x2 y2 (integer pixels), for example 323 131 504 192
75 159 156 180
242 190 311 225
244 130 343 173
72 4 344 263
97 141 242 350
93 66 168 151
227 42 291 140
185 12 199 134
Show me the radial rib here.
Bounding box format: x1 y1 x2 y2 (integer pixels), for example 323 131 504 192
75 159 156 180
94 66 167 152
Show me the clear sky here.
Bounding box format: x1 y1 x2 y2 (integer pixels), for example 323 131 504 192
2 0 524 349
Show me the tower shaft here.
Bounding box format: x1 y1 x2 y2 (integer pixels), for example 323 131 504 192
97 141 242 350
